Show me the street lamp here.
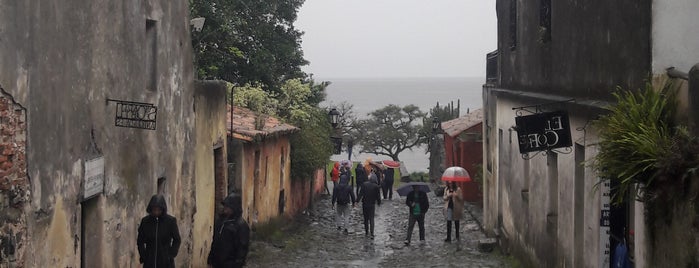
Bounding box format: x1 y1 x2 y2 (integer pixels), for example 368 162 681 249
432 117 441 132
329 108 341 129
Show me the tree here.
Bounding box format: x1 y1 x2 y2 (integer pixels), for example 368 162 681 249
190 0 308 92
232 79 333 180
354 104 427 161
421 101 461 140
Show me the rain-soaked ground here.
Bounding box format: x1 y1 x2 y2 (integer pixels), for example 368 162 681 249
246 183 511 268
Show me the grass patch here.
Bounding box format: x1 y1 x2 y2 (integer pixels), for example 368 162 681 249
253 217 292 243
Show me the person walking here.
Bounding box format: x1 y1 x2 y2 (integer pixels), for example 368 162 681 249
382 168 395 200
137 194 181 268
444 182 464 242
355 163 368 197
404 185 429 245
358 175 382 238
208 193 250 268
332 174 356 234
331 162 340 188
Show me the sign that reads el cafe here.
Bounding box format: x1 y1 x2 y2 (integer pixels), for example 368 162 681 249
112 100 158 130
515 111 572 154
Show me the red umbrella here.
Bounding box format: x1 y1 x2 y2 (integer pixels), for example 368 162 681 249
382 160 401 169
441 166 472 182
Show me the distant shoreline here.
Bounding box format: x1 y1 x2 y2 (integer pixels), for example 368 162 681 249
315 76 485 81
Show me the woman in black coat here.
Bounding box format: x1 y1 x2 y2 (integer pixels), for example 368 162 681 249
137 195 181 268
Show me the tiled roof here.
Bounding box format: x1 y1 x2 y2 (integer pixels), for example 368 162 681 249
440 108 484 137
227 106 299 141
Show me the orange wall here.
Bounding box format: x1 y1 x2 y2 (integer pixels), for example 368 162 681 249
239 136 292 226
286 169 325 217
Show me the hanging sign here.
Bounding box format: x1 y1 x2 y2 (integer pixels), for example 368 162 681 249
110 99 158 130
83 157 105 200
515 111 572 154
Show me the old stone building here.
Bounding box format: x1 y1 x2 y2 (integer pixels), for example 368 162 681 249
483 0 699 267
0 0 226 267
441 109 483 202
227 107 298 227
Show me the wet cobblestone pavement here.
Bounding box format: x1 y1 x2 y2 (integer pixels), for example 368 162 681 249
246 184 511 268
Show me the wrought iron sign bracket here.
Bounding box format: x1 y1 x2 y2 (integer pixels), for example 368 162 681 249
512 98 576 116
106 98 158 130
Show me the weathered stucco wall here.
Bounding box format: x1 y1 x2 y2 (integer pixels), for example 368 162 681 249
496 0 651 99
483 88 604 267
192 81 228 266
238 136 292 227
0 0 201 266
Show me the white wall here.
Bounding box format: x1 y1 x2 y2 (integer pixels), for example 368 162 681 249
483 88 603 267
652 0 699 73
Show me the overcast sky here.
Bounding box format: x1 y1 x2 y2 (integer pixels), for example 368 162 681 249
295 0 497 79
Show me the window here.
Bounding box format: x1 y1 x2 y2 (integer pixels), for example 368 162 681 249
509 0 517 50
539 0 552 43
145 20 158 91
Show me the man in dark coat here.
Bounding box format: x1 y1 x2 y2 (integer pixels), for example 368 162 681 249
137 194 181 268
332 175 356 234
358 175 381 238
355 164 368 197
208 193 250 268
382 168 395 200
404 185 429 245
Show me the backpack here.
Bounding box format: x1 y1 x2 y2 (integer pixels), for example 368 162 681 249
337 185 351 205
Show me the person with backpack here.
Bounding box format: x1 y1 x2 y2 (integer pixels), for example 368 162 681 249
404 185 429 245
332 174 356 234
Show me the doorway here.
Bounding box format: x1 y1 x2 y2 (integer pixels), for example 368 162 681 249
81 197 102 268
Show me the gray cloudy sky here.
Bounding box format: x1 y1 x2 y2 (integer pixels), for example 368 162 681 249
295 0 497 79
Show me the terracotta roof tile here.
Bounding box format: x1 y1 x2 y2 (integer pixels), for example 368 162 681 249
227 106 299 141
440 108 484 137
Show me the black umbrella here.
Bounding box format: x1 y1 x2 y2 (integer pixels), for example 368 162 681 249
396 182 431 196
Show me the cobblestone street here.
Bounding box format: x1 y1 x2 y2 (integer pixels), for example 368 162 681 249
247 183 510 268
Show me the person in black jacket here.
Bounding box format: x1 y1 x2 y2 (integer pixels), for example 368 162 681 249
404 185 429 245
137 194 181 268
358 175 381 238
208 193 250 268
355 164 368 197
382 168 395 200
332 175 356 234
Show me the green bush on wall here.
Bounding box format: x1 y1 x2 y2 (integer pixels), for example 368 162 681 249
592 81 699 204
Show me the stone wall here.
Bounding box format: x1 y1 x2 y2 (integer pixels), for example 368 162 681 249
0 0 202 266
0 88 27 266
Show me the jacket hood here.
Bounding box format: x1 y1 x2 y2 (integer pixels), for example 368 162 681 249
222 193 243 218
369 173 378 184
146 194 168 215
333 162 340 168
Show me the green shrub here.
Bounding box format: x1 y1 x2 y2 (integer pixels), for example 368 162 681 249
592 81 699 204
